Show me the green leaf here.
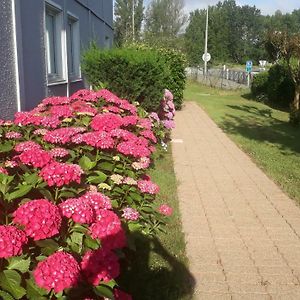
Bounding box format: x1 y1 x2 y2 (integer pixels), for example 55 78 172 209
79 155 96 171
26 278 48 299
84 235 100 250
0 290 14 300
98 161 114 172
94 285 114 299
38 188 54 201
7 185 32 201
23 173 39 186
0 270 26 299
72 224 88 234
35 239 59 255
0 141 14 153
129 192 142 202
7 256 30 273
87 170 107 184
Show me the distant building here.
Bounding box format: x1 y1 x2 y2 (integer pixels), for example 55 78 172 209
0 0 113 119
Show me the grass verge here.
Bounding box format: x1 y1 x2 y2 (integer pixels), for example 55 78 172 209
184 80 300 202
119 146 194 300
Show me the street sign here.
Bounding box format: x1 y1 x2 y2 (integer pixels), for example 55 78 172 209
202 53 211 62
246 60 253 73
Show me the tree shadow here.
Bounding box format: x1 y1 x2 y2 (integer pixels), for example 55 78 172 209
241 92 290 112
118 233 196 300
220 104 300 154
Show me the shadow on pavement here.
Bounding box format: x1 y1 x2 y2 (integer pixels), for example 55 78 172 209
118 233 196 300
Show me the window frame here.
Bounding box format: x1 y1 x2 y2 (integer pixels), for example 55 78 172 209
45 1 67 84
66 13 81 81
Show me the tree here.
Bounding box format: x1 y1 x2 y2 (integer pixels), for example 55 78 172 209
266 31 300 124
184 0 265 65
144 0 187 46
114 0 144 46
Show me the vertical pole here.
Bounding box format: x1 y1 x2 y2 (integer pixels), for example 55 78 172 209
247 73 250 87
132 0 135 41
204 6 208 77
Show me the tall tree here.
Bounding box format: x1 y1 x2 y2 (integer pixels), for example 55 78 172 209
114 0 144 46
144 0 187 46
266 31 300 125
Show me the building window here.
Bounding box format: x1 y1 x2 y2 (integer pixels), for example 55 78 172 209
45 4 64 82
67 15 80 80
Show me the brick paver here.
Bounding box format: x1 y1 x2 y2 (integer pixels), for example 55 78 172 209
172 102 300 299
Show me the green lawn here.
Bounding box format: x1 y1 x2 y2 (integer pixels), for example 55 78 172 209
119 146 194 300
184 80 300 202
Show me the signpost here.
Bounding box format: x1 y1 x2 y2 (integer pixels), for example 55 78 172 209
246 60 253 87
202 53 211 63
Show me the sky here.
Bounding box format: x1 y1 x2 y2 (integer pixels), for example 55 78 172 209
139 0 300 16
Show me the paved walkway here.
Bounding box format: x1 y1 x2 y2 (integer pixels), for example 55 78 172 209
172 102 300 299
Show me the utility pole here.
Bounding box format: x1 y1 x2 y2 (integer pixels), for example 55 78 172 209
204 5 209 77
132 0 135 41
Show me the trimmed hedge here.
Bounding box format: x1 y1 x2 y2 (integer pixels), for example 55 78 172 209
251 63 295 108
82 47 170 112
128 44 187 110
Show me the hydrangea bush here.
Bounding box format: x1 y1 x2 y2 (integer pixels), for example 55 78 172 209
0 88 175 299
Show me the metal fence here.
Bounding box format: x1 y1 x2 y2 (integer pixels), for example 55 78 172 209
186 67 252 90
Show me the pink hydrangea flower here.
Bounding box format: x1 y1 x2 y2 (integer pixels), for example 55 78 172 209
40 115 61 128
82 131 114 149
81 192 112 213
149 112 160 123
50 105 73 118
15 141 41 152
43 127 84 145
123 177 137 185
158 204 173 216
33 128 49 136
49 147 69 158
131 157 150 170
140 130 157 143
19 148 52 168
96 89 122 105
34 251 80 293
0 225 27 258
119 99 137 115
91 113 123 132
13 199 62 240
81 248 120 285
39 162 83 187
122 207 139 221
162 120 175 129
59 198 95 224
5 131 22 139
114 289 133 300
117 137 151 158
121 115 139 127
42 96 70 106
138 118 152 130
89 209 126 250
137 180 159 194
110 128 136 141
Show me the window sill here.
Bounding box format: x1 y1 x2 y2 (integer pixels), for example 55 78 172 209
47 80 68 87
69 78 83 83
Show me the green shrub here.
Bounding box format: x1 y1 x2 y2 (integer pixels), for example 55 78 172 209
129 44 187 110
267 63 294 108
82 46 170 112
251 63 295 108
251 71 269 99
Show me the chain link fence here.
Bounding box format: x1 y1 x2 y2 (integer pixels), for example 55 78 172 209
186 67 253 90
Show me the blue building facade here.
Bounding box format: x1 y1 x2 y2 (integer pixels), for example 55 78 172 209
0 0 113 119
